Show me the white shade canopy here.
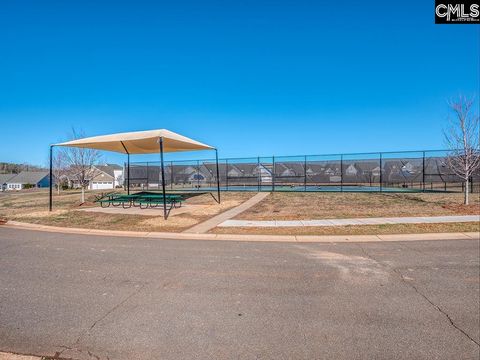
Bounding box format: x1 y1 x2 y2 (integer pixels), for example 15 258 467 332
54 129 214 154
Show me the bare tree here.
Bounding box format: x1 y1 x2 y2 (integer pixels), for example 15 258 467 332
115 172 124 189
61 128 102 204
444 95 480 205
52 151 67 195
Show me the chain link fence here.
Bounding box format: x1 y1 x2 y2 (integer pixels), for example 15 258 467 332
127 150 479 193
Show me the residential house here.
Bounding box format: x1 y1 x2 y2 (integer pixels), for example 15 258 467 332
6 171 50 190
66 164 124 190
88 164 124 190
0 174 16 191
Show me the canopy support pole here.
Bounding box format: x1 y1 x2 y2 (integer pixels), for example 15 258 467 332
215 149 221 203
120 141 130 195
49 145 54 211
127 154 130 194
159 137 167 219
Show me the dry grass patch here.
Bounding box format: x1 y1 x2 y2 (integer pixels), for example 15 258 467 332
211 222 480 236
235 192 480 221
0 189 254 232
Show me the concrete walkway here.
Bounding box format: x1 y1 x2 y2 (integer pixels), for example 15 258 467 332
218 214 480 227
183 192 270 234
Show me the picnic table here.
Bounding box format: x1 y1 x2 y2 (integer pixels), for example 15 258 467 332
96 192 184 209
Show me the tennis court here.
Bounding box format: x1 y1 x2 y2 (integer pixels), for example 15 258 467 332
127 150 479 194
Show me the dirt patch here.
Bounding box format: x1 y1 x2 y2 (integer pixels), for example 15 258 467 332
139 215 200 228
440 203 480 215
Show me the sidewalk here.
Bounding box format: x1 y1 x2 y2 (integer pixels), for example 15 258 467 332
183 192 270 233
218 215 480 227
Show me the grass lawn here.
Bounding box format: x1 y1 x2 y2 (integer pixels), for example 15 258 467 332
0 189 255 232
1 190 478 235
209 192 479 235
235 192 480 220
211 222 480 236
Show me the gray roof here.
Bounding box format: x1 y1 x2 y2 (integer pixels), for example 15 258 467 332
94 164 123 177
8 171 49 184
0 173 16 184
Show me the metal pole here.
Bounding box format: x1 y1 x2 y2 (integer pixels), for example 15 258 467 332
171 161 174 190
258 156 261 192
123 162 126 191
379 153 383 192
226 159 229 191
127 154 130 194
272 156 275 192
422 151 426 192
146 162 149 190
304 155 307 191
340 154 343 192
215 149 221 203
159 137 167 219
120 141 130 195
49 145 53 211
197 160 200 191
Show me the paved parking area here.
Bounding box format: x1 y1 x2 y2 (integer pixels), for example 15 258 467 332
0 228 478 360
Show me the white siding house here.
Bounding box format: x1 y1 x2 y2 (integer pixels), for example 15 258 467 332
89 164 124 190
5 171 51 190
0 174 16 191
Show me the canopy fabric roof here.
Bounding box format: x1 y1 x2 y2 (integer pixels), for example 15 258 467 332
54 129 214 154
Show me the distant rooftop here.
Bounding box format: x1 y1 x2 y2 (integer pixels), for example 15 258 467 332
0 173 16 184
8 171 49 184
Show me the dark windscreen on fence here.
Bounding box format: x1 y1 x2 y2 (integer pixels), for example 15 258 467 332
125 150 479 193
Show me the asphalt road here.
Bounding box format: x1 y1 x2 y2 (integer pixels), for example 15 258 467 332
0 228 479 360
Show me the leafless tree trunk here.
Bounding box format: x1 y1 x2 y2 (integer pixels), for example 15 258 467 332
61 128 102 204
444 95 480 205
52 150 67 195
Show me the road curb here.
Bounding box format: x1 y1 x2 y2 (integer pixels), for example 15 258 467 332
1 221 479 243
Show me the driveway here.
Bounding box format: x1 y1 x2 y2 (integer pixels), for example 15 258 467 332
0 228 478 359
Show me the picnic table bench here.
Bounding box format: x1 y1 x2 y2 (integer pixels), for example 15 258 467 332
96 192 184 209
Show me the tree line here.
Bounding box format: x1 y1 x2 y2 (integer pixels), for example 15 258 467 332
0 162 46 174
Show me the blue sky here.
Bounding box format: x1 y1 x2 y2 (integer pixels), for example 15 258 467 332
0 0 478 166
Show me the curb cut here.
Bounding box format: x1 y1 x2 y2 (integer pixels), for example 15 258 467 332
1 221 479 243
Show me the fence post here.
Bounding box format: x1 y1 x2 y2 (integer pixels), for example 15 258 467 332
146 162 149 190
304 155 307 191
170 161 174 190
422 151 425 192
257 157 261 192
197 160 200 191
226 159 229 191
379 153 383 192
272 156 275 192
340 154 343 192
